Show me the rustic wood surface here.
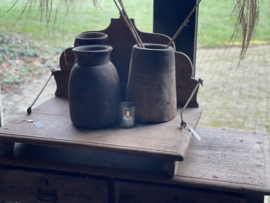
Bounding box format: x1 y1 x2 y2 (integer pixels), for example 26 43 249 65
115 181 246 203
0 127 269 196
0 167 108 203
0 97 202 161
173 127 270 195
56 17 199 107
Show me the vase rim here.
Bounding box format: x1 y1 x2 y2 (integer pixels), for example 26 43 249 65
133 43 174 51
76 32 108 40
119 102 135 109
73 45 112 53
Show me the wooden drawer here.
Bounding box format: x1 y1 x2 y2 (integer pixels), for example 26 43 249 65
115 181 246 203
0 168 108 203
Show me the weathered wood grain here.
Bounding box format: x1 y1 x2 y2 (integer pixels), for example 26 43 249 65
115 181 246 203
0 97 202 161
0 168 108 203
173 127 270 195
55 17 199 107
0 127 269 195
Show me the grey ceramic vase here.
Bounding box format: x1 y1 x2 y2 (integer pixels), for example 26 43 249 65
126 44 176 123
69 45 121 129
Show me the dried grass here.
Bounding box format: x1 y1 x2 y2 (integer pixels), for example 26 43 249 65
230 0 259 68
2 0 104 28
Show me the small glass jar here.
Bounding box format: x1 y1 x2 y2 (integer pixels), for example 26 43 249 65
119 102 135 128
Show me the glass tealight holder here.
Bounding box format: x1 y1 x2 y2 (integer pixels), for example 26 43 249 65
119 102 135 128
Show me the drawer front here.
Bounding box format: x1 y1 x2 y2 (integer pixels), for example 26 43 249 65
0 168 108 203
115 181 246 203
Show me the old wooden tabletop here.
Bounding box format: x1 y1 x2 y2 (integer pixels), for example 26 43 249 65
0 127 269 196
0 97 202 161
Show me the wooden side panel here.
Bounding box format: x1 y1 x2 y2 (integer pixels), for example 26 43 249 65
246 195 264 203
54 47 75 98
0 97 202 161
175 52 199 107
0 141 14 156
153 0 199 71
115 181 246 203
0 168 108 203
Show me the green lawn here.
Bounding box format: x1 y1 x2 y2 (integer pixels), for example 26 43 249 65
0 0 153 47
198 0 270 47
0 0 269 47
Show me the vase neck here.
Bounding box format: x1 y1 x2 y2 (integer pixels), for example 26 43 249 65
73 45 112 66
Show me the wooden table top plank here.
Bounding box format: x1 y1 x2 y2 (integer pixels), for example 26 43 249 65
172 127 270 195
0 127 269 195
0 97 202 161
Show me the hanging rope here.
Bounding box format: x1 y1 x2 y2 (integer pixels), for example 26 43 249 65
27 69 55 115
180 78 203 129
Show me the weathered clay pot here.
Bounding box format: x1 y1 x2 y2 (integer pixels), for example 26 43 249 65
126 44 176 123
75 32 108 47
69 45 121 129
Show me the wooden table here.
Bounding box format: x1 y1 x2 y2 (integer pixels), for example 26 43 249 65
0 99 270 203
0 97 202 177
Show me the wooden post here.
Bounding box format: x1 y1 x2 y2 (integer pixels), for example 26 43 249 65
0 141 15 156
166 160 179 177
246 195 264 203
153 0 199 76
0 85 15 156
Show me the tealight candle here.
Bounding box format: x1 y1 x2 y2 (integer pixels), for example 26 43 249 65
119 102 135 128
122 110 134 126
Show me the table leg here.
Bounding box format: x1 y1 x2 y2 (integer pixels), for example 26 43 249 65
246 194 264 203
166 160 179 177
0 141 15 155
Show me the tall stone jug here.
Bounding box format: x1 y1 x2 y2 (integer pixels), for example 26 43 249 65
126 44 176 123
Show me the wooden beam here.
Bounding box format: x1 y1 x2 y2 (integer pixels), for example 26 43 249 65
166 160 179 177
0 141 14 156
0 85 15 155
153 0 199 76
246 195 264 203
